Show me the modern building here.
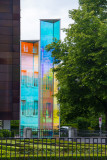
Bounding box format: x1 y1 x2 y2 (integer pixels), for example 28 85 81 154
20 19 60 132
0 0 20 129
0 0 60 131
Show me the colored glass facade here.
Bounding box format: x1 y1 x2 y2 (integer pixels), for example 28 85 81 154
0 1 60 130
20 41 39 129
40 19 60 130
0 0 20 120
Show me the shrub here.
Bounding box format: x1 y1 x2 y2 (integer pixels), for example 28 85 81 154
11 120 19 130
0 132 3 137
77 117 90 130
1 129 11 137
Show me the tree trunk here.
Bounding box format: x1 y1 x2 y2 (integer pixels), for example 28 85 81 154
104 102 107 144
105 101 107 131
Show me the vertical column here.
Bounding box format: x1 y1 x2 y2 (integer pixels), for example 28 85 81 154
40 19 60 130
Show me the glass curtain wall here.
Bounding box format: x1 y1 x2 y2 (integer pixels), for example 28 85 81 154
40 19 60 130
20 41 39 130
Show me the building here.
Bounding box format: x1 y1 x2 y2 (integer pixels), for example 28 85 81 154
0 0 60 132
20 40 39 130
20 19 60 132
0 0 20 129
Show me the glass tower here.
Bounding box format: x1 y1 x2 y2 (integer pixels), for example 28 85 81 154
40 19 60 130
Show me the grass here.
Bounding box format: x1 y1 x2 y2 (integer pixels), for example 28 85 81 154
0 138 107 159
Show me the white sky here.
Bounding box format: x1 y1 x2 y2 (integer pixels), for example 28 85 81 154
21 0 79 41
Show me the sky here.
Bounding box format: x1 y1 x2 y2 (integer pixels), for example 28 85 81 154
21 0 79 41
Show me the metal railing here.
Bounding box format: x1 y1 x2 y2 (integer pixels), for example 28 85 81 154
77 130 107 137
0 137 107 159
1 128 107 138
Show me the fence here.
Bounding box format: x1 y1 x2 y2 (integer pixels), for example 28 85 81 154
0 137 107 160
1 128 107 138
0 129 60 138
77 130 107 137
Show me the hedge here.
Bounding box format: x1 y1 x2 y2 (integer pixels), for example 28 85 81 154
1 156 106 160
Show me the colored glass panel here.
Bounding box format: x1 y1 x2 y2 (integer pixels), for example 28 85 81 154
40 20 60 130
20 41 39 130
53 72 59 129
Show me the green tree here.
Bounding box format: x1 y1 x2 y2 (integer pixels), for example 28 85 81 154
46 0 107 129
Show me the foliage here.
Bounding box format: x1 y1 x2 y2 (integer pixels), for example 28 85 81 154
1 157 107 160
0 129 17 137
46 0 107 129
0 132 3 138
11 120 19 130
77 117 90 130
0 130 11 137
61 114 106 131
60 108 104 130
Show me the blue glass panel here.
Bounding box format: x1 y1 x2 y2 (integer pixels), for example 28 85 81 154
20 41 39 131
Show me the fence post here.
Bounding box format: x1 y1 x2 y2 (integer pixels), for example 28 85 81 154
68 127 72 138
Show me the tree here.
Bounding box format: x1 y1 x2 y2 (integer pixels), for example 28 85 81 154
46 0 107 129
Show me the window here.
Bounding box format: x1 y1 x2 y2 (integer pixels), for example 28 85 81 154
33 101 38 116
34 78 38 87
26 101 33 116
24 44 28 52
34 72 38 87
33 46 37 54
21 70 27 86
21 100 26 116
46 75 49 90
23 101 38 117
46 103 52 118
27 72 33 87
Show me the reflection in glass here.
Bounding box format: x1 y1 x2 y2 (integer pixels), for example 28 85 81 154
40 20 60 130
20 41 39 130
